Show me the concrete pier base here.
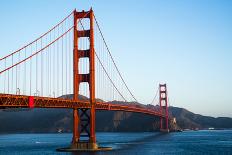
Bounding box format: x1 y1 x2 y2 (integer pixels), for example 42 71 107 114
160 129 170 133
57 142 112 152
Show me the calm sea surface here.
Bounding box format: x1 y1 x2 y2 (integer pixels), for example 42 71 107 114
0 130 231 155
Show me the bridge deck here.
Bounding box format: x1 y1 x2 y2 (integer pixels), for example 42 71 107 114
0 94 165 117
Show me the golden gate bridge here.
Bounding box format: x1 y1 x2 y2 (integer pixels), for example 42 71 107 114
0 9 169 151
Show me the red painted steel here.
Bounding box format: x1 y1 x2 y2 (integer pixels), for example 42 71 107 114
73 9 80 144
28 96 34 108
0 94 166 117
159 84 169 130
72 9 97 145
89 8 96 143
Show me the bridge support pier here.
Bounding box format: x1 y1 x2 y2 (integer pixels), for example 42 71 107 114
72 108 79 143
58 107 111 152
160 118 169 133
71 141 98 151
70 108 99 151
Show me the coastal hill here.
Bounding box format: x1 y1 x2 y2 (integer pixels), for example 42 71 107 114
0 95 231 133
169 106 232 129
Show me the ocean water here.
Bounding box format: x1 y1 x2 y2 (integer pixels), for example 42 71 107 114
0 130 231 155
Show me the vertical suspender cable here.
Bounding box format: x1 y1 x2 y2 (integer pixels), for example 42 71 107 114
41 38 43 96
47 35 49 96
24 48 26 94
18 50 21 94
11 55 13 93
49 31 52 96
62 24 64 95
46 35 48 96
7 62 9 94
36 41 38 95
30 45 32 95
65 21 68 95
4 59 6 93
69 29 72 94
53 29 56 97
16 54 18 93
57 26 59 97
93 15 137 102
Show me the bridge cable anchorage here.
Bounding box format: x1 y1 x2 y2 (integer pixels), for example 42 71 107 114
78 19 127 102
93 14 138 103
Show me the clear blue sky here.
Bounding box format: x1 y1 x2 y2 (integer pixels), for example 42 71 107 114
0 0 231 117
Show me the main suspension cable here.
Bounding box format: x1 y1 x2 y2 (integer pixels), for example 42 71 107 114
150 87 159 105
93 14 138 102
0 11 74 61
78 19 127 102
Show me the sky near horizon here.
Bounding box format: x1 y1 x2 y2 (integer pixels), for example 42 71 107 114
0 0 231 117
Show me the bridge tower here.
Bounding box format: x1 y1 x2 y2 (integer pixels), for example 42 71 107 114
159 84 169 132
72 8 98 150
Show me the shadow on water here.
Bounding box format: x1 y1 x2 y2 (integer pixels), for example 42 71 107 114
70 132 170 155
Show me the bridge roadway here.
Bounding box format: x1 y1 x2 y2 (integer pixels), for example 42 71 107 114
0 94 165 117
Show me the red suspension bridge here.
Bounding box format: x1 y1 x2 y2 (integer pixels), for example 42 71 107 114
0 9 169 151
